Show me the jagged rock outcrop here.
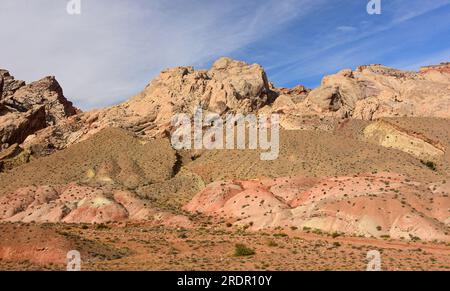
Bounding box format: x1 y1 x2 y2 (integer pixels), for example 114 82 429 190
5 58 450 158
0 69 25 99
22 58 276 155
119 56 274 128
292 63 450 120
0 70 78 165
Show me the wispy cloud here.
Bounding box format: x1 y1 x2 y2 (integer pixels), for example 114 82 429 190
0 0 324 109
0 0 449 108
263 0 450 87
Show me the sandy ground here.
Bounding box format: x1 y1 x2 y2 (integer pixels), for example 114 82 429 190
0 221 448 271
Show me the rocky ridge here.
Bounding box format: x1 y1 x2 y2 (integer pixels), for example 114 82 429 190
0 70 78 170
0 58 449 242
1 58 448 159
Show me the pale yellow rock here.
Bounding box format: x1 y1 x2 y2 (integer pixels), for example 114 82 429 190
363 120 445 159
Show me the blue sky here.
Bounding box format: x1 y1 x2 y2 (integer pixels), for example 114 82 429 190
0 0 449 109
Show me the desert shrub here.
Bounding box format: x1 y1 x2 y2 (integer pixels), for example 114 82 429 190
421 160 437 171
273 233 288 238
267 240 278 247
409 234 421 242
234 244 255 257
331 232 341 238
95 223 109 230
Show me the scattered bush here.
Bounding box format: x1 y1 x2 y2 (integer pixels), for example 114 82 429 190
331 232 341 238
421 160 437 171
267 240 278 247
234 244 255 257
95 223 109 230
409 234 421 242
333 242 341 248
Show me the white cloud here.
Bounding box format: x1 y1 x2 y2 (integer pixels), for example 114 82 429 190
387 0 450 24
265 0 450 86
0 0 323 109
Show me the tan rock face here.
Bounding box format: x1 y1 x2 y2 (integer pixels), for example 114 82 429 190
363 120 445 160
123 57 272 124
420 62 450 74
22 57 275 155
184 173 450 242
294 64 450 120
4 58 450 157
0 70 77 156
0 69 25 99
6 76 78 125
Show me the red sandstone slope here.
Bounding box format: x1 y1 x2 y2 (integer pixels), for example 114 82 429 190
184 173 449 242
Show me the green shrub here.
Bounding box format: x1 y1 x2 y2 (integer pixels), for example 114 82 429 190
421 160 437 171
234 244 255 257
95 223 109 230
267 240 278 247
331 232 340 238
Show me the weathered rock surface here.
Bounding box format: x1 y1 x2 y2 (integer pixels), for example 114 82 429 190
420 62 450 75
0 70 78 167
363 120 445 160
184 173 450 242
11 59 450 158
22 58 275 155
0 183 191 225
294 64 450 120
0 69 25 99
